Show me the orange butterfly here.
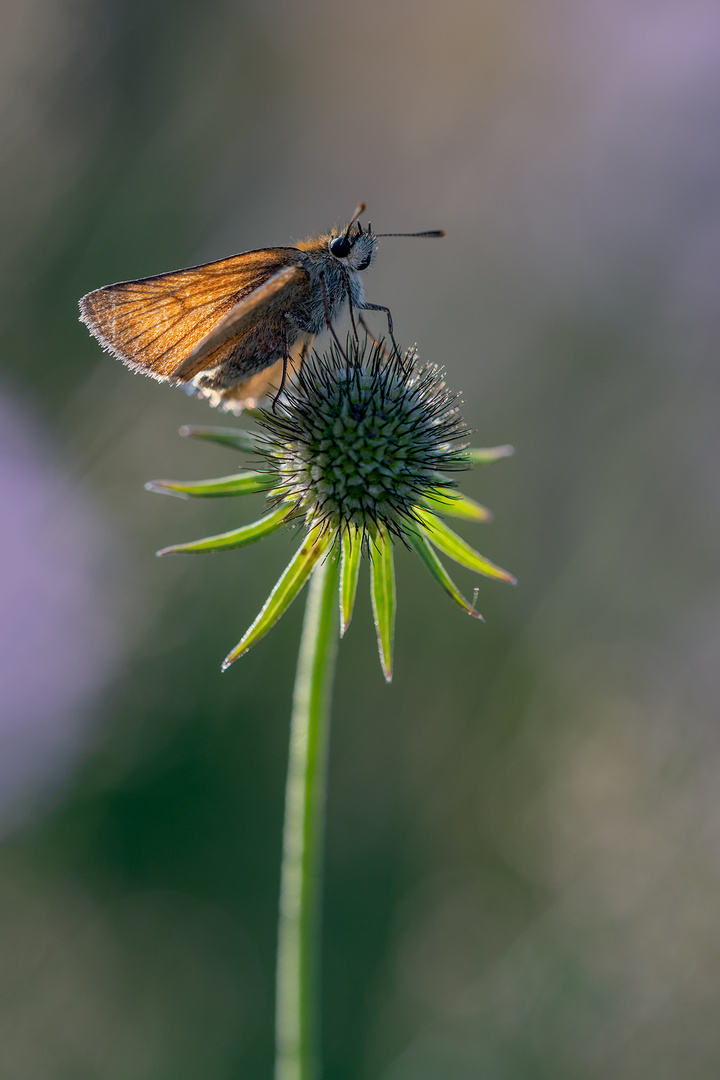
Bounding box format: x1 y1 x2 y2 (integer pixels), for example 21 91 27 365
78 204 443 411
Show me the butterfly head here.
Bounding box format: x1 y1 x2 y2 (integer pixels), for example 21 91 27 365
328 219 378 272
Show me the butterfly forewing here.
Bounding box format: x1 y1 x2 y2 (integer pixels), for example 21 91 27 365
79 247 303 379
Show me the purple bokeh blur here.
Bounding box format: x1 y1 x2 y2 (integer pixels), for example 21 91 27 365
0 389 133 831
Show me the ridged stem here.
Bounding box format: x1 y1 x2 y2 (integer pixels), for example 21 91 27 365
275 549 340 1080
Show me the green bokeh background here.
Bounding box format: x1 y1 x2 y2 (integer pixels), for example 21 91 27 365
2 1 720 1077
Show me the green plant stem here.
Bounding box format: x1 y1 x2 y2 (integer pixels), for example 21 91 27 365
275 549 340 1080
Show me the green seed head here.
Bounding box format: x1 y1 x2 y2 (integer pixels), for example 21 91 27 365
148 338 515 674
257 340 470 537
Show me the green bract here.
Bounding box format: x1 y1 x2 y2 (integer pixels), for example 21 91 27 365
148 340 515 681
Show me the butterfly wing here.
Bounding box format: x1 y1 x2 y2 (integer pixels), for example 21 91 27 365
172 264 305 380
207 335 312 412
78 247 305 380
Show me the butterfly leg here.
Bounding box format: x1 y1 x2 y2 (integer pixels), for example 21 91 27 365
271 319 292 413
341 268 360 341
357 302 401 359
358 315 393 358
319 272 349 360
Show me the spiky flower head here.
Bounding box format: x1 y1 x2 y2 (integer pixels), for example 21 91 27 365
256 342 469 539
147 337 515 681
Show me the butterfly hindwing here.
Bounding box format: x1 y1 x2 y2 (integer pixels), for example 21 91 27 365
205 336 310 412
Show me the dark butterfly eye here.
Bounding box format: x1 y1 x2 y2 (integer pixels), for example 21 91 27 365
355 254 371 270
329 235 352 258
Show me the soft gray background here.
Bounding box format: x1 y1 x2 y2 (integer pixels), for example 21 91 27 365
2 1 720 1076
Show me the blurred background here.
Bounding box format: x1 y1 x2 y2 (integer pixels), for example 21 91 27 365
2 0 720 1076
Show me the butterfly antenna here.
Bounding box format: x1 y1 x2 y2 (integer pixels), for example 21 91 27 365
375 230 445 238
344 202 366 242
